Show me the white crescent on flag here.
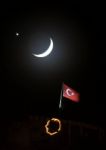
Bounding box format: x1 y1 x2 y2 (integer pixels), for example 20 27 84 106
66 89 75 96
63 83 80 102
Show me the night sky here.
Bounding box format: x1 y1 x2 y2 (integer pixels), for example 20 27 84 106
0 4 105 127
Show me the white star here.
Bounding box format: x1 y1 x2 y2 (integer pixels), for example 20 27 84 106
16 32 19 36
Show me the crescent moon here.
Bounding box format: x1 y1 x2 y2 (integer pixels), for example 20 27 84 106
32 38 53 57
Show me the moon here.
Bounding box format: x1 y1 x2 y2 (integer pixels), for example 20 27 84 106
32 38 53 57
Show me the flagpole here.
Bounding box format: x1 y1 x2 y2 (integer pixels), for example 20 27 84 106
59 83 63 109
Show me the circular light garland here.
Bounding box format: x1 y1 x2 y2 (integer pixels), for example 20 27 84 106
45 118 61 136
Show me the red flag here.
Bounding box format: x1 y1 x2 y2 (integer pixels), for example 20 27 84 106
63 83 80 102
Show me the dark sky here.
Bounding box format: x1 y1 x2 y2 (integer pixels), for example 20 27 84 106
0 4 105 126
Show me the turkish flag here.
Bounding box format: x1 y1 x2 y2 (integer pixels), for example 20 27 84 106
63 83 80 102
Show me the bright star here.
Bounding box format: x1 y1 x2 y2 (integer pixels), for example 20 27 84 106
16 32 19 36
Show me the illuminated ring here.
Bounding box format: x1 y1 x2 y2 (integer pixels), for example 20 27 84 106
45 118 61 136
